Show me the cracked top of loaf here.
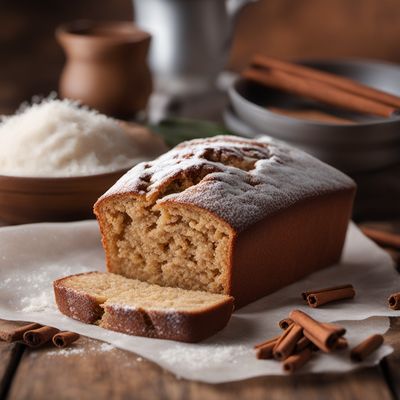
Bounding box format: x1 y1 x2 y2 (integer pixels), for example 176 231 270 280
97 135 356 232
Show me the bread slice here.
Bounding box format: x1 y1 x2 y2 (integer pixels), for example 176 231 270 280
53 272 234 342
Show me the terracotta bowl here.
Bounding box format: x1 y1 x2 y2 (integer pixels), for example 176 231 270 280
0 169 129 224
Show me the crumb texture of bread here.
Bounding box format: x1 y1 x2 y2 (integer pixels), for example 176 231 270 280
98 198 232 294
94 135 356 304
53 272 234 342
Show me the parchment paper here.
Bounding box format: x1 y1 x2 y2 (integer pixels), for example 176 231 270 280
0 221 397 383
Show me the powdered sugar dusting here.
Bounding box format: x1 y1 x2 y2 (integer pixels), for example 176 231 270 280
99 135 355 231
159 344 250 370
45 347 85 357
45 341 115 357
21 291 55 312
99 342 115 352
0 264 92 313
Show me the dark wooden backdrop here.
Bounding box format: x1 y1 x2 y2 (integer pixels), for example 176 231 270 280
2 0 400 113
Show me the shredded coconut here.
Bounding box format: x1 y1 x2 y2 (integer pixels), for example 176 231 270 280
0 97 149 177
159 345 250 370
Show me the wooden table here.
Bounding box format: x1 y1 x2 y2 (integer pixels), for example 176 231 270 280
0 317 399 400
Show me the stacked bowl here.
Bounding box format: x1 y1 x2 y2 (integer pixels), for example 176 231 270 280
225 59 400 173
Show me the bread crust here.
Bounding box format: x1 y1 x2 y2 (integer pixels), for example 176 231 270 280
101 300 234 343
53 273 234 343
54 273 105 324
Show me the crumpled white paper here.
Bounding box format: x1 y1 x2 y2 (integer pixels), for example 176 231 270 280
0 221 398 383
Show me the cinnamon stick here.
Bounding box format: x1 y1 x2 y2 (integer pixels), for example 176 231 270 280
282 347 313 374
267 107 355 124
0 322 41 343
388 292 400 310
361 226 400 250
272 323 295 349
23 326 60 348
278 318 294 330
333 337 349 350
256 338 279 360
350 334 384 362
273 323 303 361
295 336 312 353
302 284 354 301
52 331 80 348
242 67 397 118
254 334 281 350
306 286 356 308
252 54 400 108
289 310 345 352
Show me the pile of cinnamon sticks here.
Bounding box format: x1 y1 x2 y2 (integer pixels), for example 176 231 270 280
255 309 384 373
242 54 400 117
0 322 79 349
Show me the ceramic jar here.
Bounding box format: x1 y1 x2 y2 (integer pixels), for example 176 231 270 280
56 21 152 117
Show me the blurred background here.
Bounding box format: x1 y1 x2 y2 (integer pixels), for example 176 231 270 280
0 0 399 221
2 0 400 113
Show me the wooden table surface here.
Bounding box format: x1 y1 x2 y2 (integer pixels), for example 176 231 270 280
0 317 399 400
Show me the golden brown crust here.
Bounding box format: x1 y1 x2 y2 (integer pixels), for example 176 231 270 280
53 273 105 324
53 273 234 342
101 300 234 343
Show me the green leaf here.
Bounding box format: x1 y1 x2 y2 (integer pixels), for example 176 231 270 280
148 117 239 147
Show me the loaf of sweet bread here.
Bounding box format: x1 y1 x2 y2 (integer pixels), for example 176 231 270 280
94 135 356 307
54 272 233 342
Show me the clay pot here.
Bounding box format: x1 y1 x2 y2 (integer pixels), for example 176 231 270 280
56 21 152 118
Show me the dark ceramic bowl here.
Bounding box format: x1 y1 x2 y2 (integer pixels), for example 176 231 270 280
0 169 128 224
228 59 400 172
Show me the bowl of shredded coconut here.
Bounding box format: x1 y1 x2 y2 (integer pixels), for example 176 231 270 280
0 98 167 223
